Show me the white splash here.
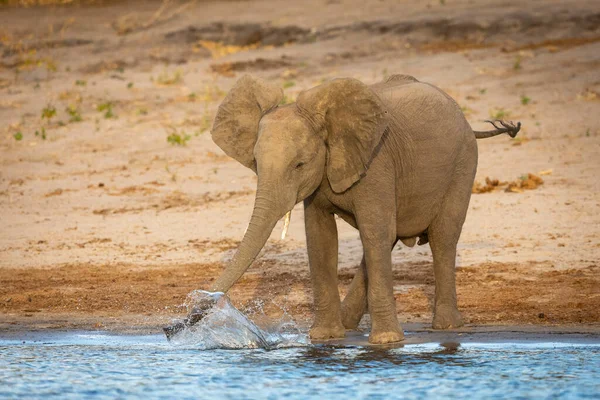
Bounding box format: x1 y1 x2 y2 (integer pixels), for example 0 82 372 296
167 290 309 350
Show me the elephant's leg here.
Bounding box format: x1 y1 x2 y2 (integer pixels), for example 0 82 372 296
341 238 400 330
355 213 404 344
341 256 367 330
428 181 471 329
304 198 345 340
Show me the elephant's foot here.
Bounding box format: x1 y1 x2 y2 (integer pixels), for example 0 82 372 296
341 305 364 330
432 304 464 329
309 323 346 341
368 327 404 344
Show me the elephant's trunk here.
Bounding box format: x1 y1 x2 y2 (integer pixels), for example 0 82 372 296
209 189 288 293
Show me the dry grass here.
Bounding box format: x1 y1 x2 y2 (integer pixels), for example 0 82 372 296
111 0 196 35
472 173 545 194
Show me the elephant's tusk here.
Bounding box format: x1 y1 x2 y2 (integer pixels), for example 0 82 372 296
280 211 292 240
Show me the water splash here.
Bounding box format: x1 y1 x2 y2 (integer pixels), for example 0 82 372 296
167 290 309 350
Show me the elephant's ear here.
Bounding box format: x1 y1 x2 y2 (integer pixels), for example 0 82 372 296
296 78 388 193
211 75 283 172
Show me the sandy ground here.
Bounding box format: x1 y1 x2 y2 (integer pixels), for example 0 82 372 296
1 0 599 334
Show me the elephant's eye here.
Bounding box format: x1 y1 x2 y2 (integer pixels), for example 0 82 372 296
295 162 305 169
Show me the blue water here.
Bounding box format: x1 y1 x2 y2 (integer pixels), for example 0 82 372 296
1 333 599 399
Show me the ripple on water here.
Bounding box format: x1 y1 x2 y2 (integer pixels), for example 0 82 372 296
1 336 599 399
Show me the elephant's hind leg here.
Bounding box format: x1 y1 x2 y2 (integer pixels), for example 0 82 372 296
341 238 401 330
341 256 368 330
428 181 471 329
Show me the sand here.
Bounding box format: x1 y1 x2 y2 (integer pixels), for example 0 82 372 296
0 0 599 334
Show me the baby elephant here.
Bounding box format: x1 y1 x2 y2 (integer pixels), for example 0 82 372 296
204 74 519 344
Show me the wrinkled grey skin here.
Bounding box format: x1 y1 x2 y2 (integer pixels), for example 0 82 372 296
208 74 519 344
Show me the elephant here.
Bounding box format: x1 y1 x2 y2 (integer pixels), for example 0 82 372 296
201 74 520 344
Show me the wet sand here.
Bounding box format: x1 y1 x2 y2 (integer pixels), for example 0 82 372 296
2 324 599 347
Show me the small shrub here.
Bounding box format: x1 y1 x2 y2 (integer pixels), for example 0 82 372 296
513 55 522 70
41 104 56 121
66 105 82 122
489 108 509 119
35 127 46 140
167 128 191 146
13 131 23 141
520 95 531 105
156 69 183 85
97 102 115 119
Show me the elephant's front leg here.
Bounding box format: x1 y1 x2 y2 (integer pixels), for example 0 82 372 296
356 212 404 344
304 198 345 340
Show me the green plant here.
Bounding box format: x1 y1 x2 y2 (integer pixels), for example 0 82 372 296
479 88 487 95
196 113 212 135
127 82 134 89
283 80 295 89
137 108 148 115
75 80 87 86
13 131 23 141
489 108 509 119
97 102 115 119
165 164 177 181
513 55 522 70
66 105 82 122
166 128 191 146
41 104 57 122
280 95 293 105
520 95 531 105
45 59 57 72
35 127 46 140
156 69 183 85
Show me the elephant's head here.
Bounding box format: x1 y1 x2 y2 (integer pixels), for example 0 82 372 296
209 75 388 293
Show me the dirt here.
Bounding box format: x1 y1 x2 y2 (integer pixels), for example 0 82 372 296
1 0 599 333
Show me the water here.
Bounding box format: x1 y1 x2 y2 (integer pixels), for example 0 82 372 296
1 333 599 399
2 294 599 398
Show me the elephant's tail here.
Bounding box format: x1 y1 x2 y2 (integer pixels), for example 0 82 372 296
473 120 521 139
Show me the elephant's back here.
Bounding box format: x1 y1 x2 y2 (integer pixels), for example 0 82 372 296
374 79 464 125
374 78 473 149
